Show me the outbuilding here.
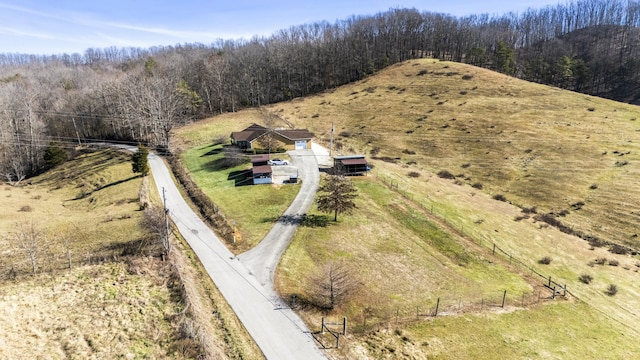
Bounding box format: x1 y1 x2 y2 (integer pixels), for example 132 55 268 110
251 154 272 184
333 155 368 175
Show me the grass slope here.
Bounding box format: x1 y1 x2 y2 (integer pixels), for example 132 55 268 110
173 59 640 359
0 148 261 359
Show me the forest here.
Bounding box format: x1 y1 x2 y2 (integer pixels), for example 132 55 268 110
1 0 639 182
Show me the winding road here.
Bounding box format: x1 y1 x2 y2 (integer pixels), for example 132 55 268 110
147 148 326 360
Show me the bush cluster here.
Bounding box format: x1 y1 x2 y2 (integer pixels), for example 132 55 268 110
168 155 233 242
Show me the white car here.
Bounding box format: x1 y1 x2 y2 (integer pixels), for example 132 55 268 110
268 158 289 166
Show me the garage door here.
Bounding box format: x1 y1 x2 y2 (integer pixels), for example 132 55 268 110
295 140 307 150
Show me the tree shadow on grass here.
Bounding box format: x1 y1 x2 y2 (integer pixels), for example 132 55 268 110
72 174 141 200
259 214 331 227
228 170 253 187
201 147 223 157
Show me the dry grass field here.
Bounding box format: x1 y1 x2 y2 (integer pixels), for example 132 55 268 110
174 59 640 359
0 147 261 359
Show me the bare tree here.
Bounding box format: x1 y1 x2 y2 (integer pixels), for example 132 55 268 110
13 220 46 274
311 261 359 310
142 206 171 256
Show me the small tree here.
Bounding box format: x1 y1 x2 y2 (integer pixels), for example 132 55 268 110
132 144 150 176
316 175 358 222
43 142 68 169
311 261 359 310
13 220 45 274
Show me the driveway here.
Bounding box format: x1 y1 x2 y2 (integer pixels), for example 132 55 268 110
238 149 320 286
147 150 326 360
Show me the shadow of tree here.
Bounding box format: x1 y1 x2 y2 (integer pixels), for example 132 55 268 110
300 214 330 228
260 214 331 227
228 170 253 186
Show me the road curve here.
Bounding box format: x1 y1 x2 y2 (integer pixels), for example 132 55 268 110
238 149 320 287
147 151 326 360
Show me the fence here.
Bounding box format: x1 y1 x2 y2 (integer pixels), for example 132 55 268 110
376 173 572 299
316 285 558 339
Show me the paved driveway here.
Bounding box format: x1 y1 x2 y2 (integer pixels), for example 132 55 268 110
238 149 320 286
147 151 326 360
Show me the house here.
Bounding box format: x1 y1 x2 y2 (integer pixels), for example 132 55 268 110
333 155 368 175
251 154 272 184
231 124 314 151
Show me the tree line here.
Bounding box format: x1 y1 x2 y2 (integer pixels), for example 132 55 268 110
1 0 639 181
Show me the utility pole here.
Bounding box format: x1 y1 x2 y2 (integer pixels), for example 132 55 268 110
329 121 334 157
162 187 171 255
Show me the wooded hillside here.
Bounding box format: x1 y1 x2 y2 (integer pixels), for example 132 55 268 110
1 0 639 181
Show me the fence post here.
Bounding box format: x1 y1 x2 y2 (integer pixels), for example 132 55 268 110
434 298 440 317
502 290 507 308
548 276 552 288
343 317 347 336
321 317 325 335
492 243 496 255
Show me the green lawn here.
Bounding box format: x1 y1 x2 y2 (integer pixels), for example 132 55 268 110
180 143 299 251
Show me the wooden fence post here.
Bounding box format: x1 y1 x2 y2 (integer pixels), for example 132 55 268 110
343 317 347 336
492 243 496 255
434 297 440 317
502 290 507 308
321 317 325 335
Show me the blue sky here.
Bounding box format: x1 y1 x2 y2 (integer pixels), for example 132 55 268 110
0 0 562 55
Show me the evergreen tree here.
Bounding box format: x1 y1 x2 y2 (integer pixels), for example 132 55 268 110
132 144 150 176
316 175 358 221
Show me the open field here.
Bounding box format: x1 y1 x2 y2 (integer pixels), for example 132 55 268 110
174 59 640 358
0 147 261 359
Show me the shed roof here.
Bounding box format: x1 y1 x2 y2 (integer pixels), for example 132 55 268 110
334 155 366 160
339 158 368 165
251 154 270 163
252 165 272 175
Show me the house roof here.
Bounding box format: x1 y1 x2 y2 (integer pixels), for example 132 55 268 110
252 165 272 174
231 124 313 143
274 129 314 141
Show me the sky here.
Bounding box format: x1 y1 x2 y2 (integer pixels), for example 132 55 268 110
0 0 564 56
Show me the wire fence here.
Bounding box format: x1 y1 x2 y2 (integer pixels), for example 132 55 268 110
376 173 573 298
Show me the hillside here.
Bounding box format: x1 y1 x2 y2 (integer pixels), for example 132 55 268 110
174 58 640 358
0 148 261 359
271 59 640 252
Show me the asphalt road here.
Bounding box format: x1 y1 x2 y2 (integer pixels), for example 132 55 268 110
147 150 326 360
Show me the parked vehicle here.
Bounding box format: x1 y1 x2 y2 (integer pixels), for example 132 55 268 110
268 158 289 165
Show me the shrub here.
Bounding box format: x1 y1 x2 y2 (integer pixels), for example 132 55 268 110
610 244 629 255
589 183 598 190
587 107 596 112
471 182 483 189
437 170 455 179
417 69 428 76
339 131 351 138
594 257 607 265
18 205 33 212
408 171 421 178
579 274 593 284
608 259 619 266
538 256 552 265
462 74 474 80
492 194 507 202
402 149 416 155
606 284 618 296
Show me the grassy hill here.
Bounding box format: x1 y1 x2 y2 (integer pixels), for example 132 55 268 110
0 148 261 359
175 59 640 359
